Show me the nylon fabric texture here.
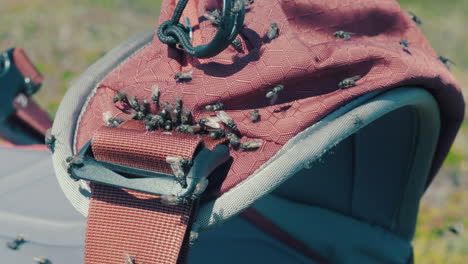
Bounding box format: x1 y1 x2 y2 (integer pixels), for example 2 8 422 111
75 0 464 200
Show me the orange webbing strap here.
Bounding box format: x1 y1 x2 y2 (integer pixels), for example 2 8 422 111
12 48 43 86
13 96 52 136
11 48 51 137
85 125 202 264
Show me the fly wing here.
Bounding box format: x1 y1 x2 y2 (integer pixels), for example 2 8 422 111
170 163 185 178
269 94 278 105
102 111 112 124
152 84 159 97
205 116 221 129
45 128 53 141
166 156 182 165
216 111 233 126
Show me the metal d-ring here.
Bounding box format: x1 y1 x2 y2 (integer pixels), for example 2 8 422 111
158 0 245 58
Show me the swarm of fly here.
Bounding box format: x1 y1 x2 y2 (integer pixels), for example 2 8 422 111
110 83 266 150
110 81 269 190
104 8 444 198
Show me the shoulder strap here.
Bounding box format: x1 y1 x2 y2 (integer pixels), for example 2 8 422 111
81 123 219 264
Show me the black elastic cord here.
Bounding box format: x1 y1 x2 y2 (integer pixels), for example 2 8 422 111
158 0 245 58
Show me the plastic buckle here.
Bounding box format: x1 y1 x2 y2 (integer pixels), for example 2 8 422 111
70 140 230 198
0 48 41 120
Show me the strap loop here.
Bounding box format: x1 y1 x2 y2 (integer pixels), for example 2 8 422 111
158 0 246 58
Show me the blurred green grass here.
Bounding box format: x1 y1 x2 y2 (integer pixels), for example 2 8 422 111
1 0 467 262
400 1 468 262
0 0 162 116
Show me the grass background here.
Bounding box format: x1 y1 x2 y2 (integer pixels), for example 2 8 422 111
1 0 467 262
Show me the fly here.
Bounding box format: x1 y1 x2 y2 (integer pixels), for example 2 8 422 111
190 178 209 200
6 234 26 250
129 96 140 111
208 128 225 139
240 139 263 151
65 155 84 180
103 111 124 127
205 101 224 111
45 128 56 153
250 109 260 122
216 111 238 130
334 30 354 39
338 75 361 89
226 132 241 148
266 23 279 41
266 84 284 105
199 116 221 129
203 9 222 26
140 99 150 115
399 40 411 54
439 56 455 69
408 11 422 25
174 70 193 82
180 109 192 125
231 37 243 52
166 156 188 188
152 84 160 107
113 90 128 104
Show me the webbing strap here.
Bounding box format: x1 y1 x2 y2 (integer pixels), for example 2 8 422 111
84 125 202 264
0 48 51 143
86 185 193 264
12 48 43 85
13 95 52 136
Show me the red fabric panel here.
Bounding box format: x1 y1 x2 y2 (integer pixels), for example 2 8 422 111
241 207 330 264
86 184 193 264
12 95 52 136
12 48 43 85
75 0 464 197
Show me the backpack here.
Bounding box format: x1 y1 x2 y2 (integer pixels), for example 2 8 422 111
1 0 464 263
